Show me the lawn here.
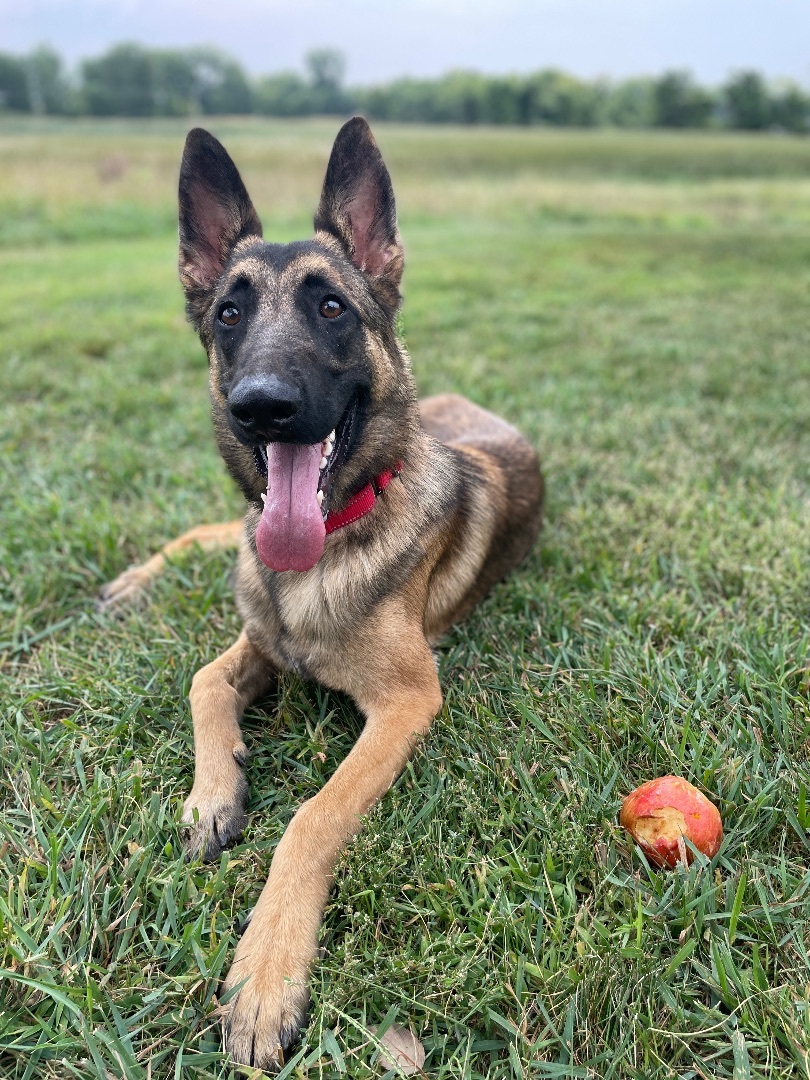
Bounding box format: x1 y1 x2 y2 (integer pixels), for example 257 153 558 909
1 118 809 1079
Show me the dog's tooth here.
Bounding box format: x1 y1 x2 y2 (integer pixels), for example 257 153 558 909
260 492 267 504
317 490 324 506
324 440 334 458
328 429 336 443
319 455 328 470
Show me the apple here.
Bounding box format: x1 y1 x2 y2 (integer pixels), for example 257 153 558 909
619 775 722 868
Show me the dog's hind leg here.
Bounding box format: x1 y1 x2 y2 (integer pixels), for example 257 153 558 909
98 519 244 610
182 630 276 862
221 620 443 1070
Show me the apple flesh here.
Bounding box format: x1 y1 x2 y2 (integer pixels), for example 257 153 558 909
620 775 722 868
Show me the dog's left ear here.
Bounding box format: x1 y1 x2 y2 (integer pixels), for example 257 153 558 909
315 117 403 307
178 128 263 302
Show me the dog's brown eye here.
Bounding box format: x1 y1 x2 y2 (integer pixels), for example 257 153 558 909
319 296 345 319
218 304 241 326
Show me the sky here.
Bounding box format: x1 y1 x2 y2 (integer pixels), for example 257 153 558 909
4 0 809 85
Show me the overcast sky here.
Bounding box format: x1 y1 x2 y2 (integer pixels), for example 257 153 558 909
4 0 809 85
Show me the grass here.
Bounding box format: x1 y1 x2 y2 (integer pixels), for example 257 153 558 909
1 117 809 1078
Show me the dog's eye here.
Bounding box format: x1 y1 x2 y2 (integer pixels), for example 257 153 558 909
319 296 345 320
218 304 241 326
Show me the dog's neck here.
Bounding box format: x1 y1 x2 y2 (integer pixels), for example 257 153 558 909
325 463 402 535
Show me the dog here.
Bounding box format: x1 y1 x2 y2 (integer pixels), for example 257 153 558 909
100 117 543 1069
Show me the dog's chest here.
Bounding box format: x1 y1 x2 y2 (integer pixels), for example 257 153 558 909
273 573 335 677
241 557 374 686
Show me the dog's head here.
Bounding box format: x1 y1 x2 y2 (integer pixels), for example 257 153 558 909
177 118 417 572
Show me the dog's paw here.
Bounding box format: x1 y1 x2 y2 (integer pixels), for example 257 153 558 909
182 776 248 861
222 959 309 1070
97 566 153 612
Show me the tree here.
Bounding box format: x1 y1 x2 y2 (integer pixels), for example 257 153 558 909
254 72 313 116
3 43 806 130
0 53 30 111
304 48 349 113
305 48 345 93
82 43 155 116
25 46 71 114
653 70 714 128
522 70 601 126
79 44 254 117
434 71 488 123
151 50 198 116
357 78 441 123
604 78 656 128
188 48 252 114
723 70 771 130
483 76 524 125
771 82 810 133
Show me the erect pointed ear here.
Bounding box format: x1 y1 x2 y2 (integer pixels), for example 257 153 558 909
314 117 403 305
178 128 262 296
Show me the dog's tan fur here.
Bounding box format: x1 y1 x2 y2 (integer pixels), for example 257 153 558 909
101 119 543 1069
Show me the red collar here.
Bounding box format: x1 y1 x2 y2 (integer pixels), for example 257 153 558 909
325 462 402 535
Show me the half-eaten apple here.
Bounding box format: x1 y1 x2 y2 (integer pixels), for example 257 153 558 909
619 775 722 868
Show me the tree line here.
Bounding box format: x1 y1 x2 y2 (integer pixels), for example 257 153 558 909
1 44 808 132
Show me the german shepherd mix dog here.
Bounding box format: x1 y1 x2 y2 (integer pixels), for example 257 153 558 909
101 118 543 1069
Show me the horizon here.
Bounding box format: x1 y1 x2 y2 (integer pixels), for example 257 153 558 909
4 0 810 86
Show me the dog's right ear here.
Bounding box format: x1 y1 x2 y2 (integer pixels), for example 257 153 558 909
178 128 262 309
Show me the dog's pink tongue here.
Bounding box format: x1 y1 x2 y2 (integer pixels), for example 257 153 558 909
255 442 325 572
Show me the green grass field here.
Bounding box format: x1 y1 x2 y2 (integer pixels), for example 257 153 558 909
1 118 809 1079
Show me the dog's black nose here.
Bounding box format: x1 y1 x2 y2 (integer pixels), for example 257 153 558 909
228 374 302 436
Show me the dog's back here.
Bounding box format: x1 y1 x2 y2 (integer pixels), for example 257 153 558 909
420 392 543 630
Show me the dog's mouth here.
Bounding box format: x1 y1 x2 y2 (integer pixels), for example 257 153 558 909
250 402 356 573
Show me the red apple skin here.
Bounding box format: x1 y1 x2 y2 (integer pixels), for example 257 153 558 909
620 776 723 868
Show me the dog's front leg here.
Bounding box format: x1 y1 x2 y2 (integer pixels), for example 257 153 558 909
182 630 276 861
221 640 443 1070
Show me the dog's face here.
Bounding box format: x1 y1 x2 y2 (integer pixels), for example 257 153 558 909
177 119 416 572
